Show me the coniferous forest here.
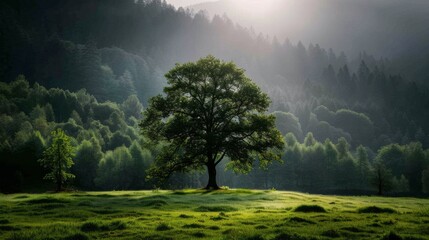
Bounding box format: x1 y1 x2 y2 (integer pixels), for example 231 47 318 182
1 0 429 196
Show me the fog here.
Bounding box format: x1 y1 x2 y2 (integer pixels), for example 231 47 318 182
190 0 429 62
166 0 216 8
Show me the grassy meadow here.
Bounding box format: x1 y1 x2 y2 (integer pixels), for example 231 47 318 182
0 190 428 240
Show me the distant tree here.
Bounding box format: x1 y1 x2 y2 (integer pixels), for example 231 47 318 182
392 174 409 193
304 132 316 146
141 56 284 189
403 142 426 194
370 159 393 195
73 139 103 189
122 95 144 119
336 137 350 160
356 145 370 188
284 132 298 147
273 111 303 140
38 129 75 192
95 146 134 190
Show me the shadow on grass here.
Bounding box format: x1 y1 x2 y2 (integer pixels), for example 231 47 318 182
358 206 396 214
294 205 327 213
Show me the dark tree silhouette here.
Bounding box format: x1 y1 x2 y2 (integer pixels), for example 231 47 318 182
140 56 284 189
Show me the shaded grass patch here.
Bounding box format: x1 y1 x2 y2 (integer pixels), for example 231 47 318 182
25 198 70 204
156 223 173 231
182 223 205 229
294 205 326 213
191 232 206 238
0 219 10 224
288 216 316 224
358 206 396 214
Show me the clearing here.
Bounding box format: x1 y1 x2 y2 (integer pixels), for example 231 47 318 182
0 190 428 239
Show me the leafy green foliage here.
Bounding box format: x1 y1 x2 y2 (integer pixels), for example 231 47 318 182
141 56 284 189
38 129 75 191
0 77 151 192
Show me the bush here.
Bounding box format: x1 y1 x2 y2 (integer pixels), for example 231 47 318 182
293 205 326 213
156 223 172 231
381 231 403 240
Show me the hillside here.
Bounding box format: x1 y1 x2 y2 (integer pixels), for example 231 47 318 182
0 190 428 239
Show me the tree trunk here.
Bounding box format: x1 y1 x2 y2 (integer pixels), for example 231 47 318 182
205 163 219 190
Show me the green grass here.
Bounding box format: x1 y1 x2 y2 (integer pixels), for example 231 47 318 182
0 190 428 239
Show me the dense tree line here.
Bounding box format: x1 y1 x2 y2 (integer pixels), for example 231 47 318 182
0 77 153 192
1 0 429 151
1 78 429 195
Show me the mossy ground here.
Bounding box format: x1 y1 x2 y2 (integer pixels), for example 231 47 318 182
0 190 428 239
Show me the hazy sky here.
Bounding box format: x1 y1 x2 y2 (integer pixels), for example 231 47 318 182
166 0 216 8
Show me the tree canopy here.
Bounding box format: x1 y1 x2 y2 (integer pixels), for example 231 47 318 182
141 56 284 189
38 129 75 191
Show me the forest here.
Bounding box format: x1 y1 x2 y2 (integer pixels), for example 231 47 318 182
1 0 429 196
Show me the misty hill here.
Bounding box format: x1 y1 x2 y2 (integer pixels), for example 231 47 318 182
190 0 429 82
2 0 429 150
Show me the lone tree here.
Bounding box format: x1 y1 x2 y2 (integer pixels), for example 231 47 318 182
140 56 284 189
39 129 75 192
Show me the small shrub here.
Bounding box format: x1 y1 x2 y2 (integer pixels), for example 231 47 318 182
208 226 220 230
293 205 326 213
358 206 396 214
156 223 172 231
179 214 193 218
